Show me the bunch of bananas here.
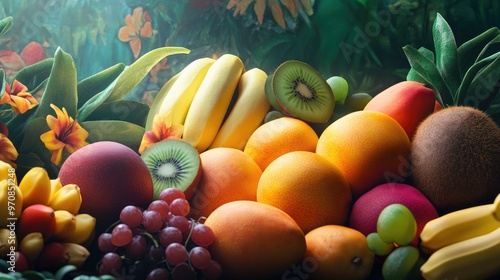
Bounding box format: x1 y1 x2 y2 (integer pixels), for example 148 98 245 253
0 161 95 271
419 193 500 280
146 53 271 152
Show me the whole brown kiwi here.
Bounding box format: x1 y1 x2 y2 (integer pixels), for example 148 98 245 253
411 106 500 214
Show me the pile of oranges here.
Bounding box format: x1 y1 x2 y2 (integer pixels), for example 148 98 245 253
188 110 413 279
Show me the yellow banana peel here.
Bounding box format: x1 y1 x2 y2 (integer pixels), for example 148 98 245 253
61 242 90 269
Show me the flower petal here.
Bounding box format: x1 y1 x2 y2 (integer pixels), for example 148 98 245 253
138 131 160 154
10 80 28 94
140 21 153 38
129 38 141 59
40 130 65 150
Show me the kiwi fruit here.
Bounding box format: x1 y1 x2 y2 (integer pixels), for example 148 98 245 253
264 73 283 113
411 106 500 214
141 139 202 200
271 60 335 123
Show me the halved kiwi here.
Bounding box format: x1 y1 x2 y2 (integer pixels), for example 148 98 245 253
271 60 335 123
264 73 283 113
141 139 202 200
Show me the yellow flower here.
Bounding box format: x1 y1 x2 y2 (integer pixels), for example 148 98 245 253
139 112 183 154
0 133 18 168
40 104 89 165
0 80 38 115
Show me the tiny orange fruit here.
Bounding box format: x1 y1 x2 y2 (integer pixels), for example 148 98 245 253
302 225 375 280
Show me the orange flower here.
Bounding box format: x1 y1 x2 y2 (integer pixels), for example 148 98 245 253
0 129 18 168
118 7 153 59
0 80 38 115
40 104 89 165
139 112 183 154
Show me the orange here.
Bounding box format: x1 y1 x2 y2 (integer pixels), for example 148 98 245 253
243 116 318 171
189 147 262 219
316 110 411 199
257 151 351 234
301 225 375 280
204 200 306 280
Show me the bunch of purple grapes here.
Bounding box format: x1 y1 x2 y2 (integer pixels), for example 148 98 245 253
96 188 222 280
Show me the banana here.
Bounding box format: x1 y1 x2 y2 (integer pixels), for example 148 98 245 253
52 210 77 240
419 203 500 254
493 193 500 221
0 179 23 227
18 167 51 208
145 72 181 131
420 226 500 280
19 232 44 263
61 243 90 269
183 54 245 152
62 213 96 246
156 57 216 126
47 184 82 215
209 67 271 150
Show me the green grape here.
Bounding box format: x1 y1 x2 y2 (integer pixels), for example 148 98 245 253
377 204 417 246
366 232 394 256
343 92 372 111
382 246 420 280
326 76 349 104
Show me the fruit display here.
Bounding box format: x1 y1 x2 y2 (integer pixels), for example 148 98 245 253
0 165 96 274
95 188 222 279
1 12 500 280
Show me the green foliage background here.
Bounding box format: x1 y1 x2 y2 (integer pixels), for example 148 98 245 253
1 0 499 97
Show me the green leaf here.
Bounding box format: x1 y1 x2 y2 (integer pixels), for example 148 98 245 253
0 17 13 37
81 120 145 153
403 45 454 107
14 58 54 90
457 27 500 76
0 69 5 98
6 108 36 147
85 100 150 127
455 52 500 106
32 48 78 119
432 13 461 96
77 63 125 108
15 117 60 177
464 54 500 112
77 46 190 122
406 47 435 84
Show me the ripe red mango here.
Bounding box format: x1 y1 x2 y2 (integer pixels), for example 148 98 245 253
364 81 436 140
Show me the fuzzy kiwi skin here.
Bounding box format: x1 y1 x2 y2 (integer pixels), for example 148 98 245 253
411 106 500 214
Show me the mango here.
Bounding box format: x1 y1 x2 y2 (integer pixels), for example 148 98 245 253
364 81 436 140
204 200 306 280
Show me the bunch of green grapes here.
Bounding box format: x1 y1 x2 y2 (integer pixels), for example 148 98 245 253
366 204 424 280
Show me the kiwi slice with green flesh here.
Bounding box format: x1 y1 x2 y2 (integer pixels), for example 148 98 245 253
264 74 283 113
141 139 201 200
272 60 335 123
